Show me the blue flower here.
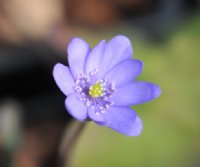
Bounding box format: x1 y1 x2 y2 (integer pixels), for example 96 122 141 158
53 35 161 136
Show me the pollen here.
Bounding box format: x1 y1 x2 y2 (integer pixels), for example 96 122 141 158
89 82 104 98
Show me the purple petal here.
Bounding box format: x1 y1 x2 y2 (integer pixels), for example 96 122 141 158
65 94 88 121
104 59 143 87
85 40 106 77
112 82 161 106
67 38 90 78
98 35 133 78
88 108 105 123
103 106 143 136
53 63 75 96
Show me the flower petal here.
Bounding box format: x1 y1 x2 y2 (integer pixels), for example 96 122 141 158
53 63 75 96
98 35 133 78
85 40 106 77
67 38 90 78
88 108 105 123
112 82 161 106
103 106 143 136
65 94 88 121
105 59 143 87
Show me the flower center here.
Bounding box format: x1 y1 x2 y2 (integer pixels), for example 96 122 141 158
74 71 116 114
89 82 104 98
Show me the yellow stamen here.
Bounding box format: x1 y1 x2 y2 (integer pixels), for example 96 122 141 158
89 82 103 98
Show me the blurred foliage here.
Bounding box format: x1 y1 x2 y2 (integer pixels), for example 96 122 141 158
71 16 200 167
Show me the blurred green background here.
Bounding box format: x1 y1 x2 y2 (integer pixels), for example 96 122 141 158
71 17 200 167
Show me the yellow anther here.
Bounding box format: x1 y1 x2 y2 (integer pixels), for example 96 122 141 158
89 82 103 98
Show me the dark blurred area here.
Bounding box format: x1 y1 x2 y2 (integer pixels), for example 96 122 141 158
0 0 199 167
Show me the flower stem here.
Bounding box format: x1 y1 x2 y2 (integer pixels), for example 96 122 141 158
59 120 87 167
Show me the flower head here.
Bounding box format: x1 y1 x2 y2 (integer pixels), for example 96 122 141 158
53 35 161 136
